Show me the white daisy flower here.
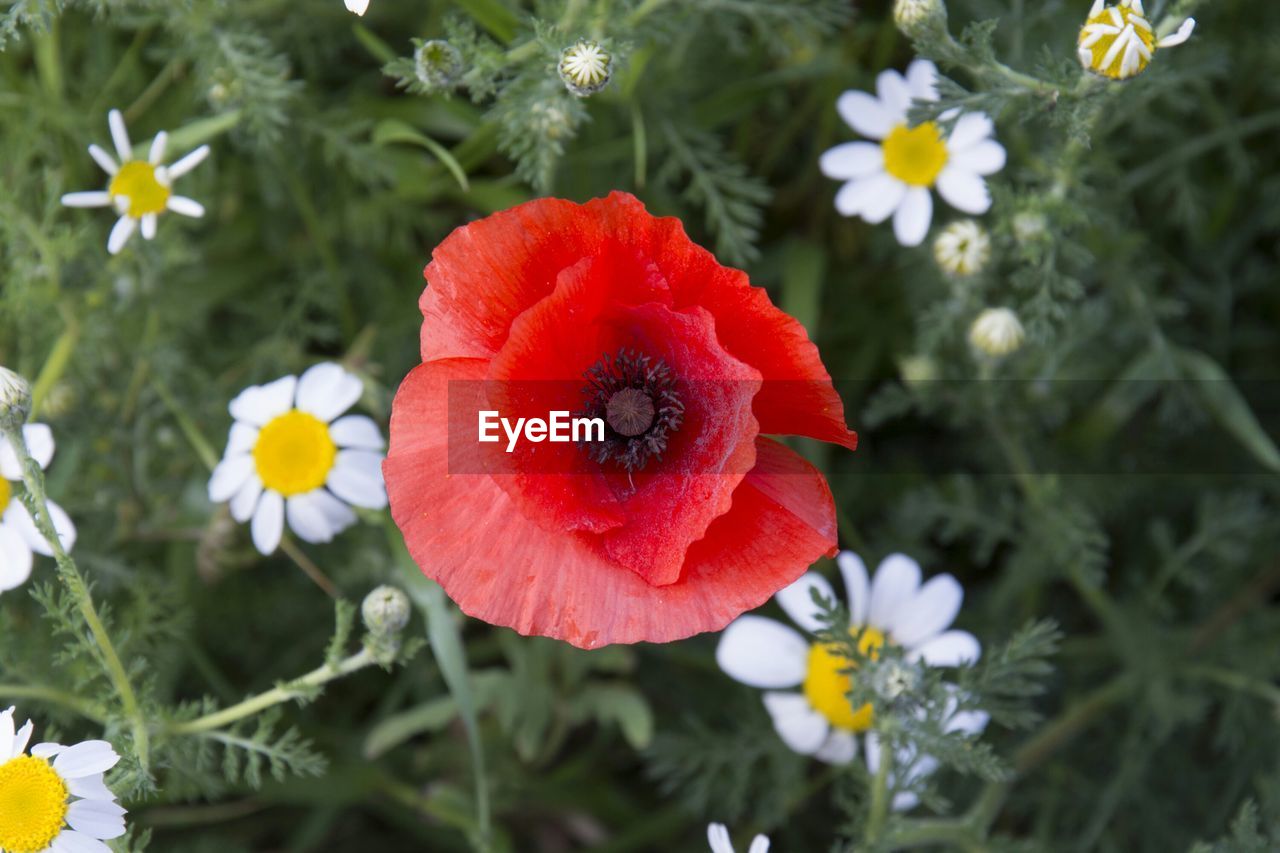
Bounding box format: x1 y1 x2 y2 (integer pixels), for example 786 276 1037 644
864 690 990 811
0 424 77 596
345 0 370 14
0 706 126 853
208 362 387 556
968 307 1025 357
707 822 770 853
716 552 980 765
61 109 210 255
1078 0 1196 81
933 219 991 277
819 59 1006 247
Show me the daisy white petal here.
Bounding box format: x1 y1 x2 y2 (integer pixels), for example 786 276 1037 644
52 740 120 777
747 835 771 853
936 166 992 214
61 192 112 208
836 90 895 140
251 490 285 555
715 615 809 688
66 799 128 839
819 142 884 180
0 422 53 478
229 473 264 523
311 489 357 533
148 130 169 165
87 144 118 175
286 491 336 544
892 573 963 647
905 58 939 101
911 629 981 666
947 708 990 735
228 375 298 426
295 362 363 422
774 571 835 634
893 186 933 247
868 553 922 630
949 139 1006 175
946 112 995 152
140 213 158 240
50 830 112 853
761 692 829 754
166 195 206 218
834 174 880 217
857 173 908 224
107 109 131 162
0 524 35 592
226 422 260 456
0 706 13 759
1157 17 1195 48
65 772 116 801
837 551 871 625
327 450 387 509
329 414 385 450
345 0 370 14
107 216 137 254
707 824 734 853
31 741 64 758
10 499 76 556
208 453 254 503
813 729 858 765
875 69 913 121
166 144 210 179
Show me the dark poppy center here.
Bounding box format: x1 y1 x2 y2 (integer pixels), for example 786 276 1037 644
579 349 684 472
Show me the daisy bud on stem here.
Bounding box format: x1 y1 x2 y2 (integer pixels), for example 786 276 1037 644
414 39 463 90
558 40 612 97
0 366 32 432
933 220 991 277
363 584 411 665
969 307 1026 358
893 0 947 40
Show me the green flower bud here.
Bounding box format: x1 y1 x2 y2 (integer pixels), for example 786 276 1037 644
362 585 411 637
894 0 947 39
558 40 612 97
414 39 463 90
0 366 32 433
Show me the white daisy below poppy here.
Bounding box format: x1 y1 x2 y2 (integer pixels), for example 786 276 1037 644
707 822 770 853
345 0 370 14
0 424 77 596
0 706 126 853
716 551 980 765
819 59 1006 247
208 362 387 556
61 109 209 255
864 690 989 811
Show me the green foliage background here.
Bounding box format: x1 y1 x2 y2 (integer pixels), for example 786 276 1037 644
2 0 1279 850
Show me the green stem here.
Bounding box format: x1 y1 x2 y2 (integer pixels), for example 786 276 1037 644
1 424 151 771
28 319 80 421
626 0 674 26
0 683 108 722
1185 665 1280 707
865 736 894 843
164 647 376 736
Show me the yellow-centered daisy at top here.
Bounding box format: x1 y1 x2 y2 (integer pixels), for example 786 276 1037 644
1078 0 1195 81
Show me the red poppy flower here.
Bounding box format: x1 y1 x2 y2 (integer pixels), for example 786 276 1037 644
384 192 856 648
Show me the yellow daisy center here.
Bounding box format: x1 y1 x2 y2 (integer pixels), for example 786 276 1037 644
882 122 949 187
802 626 887 732
108 161 171 217
1079 5 1155 79
0 478 11 510
0 755 70 853
253 409 337 497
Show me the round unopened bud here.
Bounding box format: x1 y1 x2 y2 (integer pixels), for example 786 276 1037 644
558 40 612 97
872 659 921 702
933 220 990 277
969 308 1025 358
0 366 33 432
362 585 411 636
1012 211 1048 245
414 39 463 90
893 0 947 38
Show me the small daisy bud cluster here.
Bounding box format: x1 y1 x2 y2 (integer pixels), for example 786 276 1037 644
0 366 32 433
414 39 463 90
558 40 612 97
933 220 991 277
969 307 1025 358
1078 0 1196 81
893 0 947 39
